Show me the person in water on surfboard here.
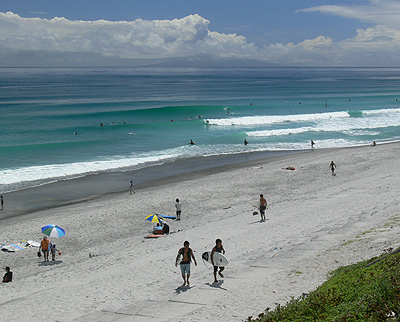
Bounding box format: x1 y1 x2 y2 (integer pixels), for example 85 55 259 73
211 239 225 283
175 241 197 286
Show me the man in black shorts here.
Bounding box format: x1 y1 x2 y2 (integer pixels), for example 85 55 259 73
211 239 225 283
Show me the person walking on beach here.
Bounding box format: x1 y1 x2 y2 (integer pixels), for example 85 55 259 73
330 161 336 176
175 198 182 220
39 236 50 261
175 241 197 286
211 239 225 283
50 243 60 261
130 180 135 195
1 195 3 210
259 194 267 221
2 267 12 283
311 140 315 148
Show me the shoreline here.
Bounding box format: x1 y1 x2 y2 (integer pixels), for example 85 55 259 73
0 149 306 220
2 139 394 220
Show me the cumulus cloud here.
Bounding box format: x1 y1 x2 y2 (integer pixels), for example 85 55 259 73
2 6 400 67
0 12 260 64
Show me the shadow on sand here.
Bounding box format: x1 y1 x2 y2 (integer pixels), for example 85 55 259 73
38 260 63 266
174 284 195 294
205 281 227 291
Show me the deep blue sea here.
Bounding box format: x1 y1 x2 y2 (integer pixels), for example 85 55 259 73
1 67 400 193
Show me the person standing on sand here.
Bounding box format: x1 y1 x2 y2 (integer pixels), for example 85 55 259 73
330 161 336 176
1 195 3 210
211 239 225 283
39 236 50 261
311 140 315 148
175 198 182 220
175 241 197 286
259 194 267 221
130 180 135 195
50 243 60 261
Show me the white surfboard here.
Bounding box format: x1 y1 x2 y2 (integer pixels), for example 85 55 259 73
27 240 40 247
202 251 229 267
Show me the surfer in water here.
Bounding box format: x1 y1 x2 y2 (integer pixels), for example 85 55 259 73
175 241 197 286
330 161 336 176
211 239 225 283
189 139 195 145
259 194 267 221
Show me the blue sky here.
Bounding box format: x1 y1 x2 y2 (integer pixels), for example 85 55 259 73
0 0 400 67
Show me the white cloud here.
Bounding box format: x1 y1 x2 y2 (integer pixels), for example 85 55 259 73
0 12 259 63
2 7 400 67
299 0 400 27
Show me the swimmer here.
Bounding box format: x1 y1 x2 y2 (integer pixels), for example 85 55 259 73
189 139 195 145
244 139 248 145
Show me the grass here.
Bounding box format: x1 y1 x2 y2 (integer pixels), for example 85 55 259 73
246 249 400 322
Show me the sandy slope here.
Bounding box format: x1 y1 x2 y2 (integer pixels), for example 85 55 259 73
1 142 400 322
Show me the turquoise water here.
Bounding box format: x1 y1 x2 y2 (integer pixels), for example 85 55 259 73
1 67 400 192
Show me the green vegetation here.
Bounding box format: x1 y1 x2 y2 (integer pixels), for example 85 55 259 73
247 249 400 322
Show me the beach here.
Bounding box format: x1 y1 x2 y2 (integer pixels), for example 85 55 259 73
1 142 400 322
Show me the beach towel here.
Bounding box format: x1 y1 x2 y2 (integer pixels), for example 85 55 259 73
1 241 29 252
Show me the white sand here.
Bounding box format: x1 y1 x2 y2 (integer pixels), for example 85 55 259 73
1 143 400 322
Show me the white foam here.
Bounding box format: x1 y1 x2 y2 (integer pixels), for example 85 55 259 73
246 110 400 137
206 111 349 126
362 107 400 115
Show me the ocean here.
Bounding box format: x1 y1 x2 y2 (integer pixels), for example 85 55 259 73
1 67 400 193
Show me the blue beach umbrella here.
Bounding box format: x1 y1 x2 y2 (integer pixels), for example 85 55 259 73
41 225 66 238
145 214 165 224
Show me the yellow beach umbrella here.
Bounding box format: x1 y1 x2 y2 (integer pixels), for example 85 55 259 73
145 214 165 223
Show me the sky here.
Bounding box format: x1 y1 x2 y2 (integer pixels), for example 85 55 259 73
1 0 400 67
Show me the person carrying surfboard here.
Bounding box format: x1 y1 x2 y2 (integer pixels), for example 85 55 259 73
211 239 225 283
175 241 197 286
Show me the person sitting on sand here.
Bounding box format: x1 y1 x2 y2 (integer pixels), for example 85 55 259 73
163 223 170 234
259 194 267 221
153 223 163 235
39 236 50 261
2 267 12 283
175 241 197 286
211 239 225 283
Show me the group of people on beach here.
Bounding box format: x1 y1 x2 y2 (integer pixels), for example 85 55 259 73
39 236 60 262
175 239 225 286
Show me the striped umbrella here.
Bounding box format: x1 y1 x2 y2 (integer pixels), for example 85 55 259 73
41 225 66 238
145 214 165 224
